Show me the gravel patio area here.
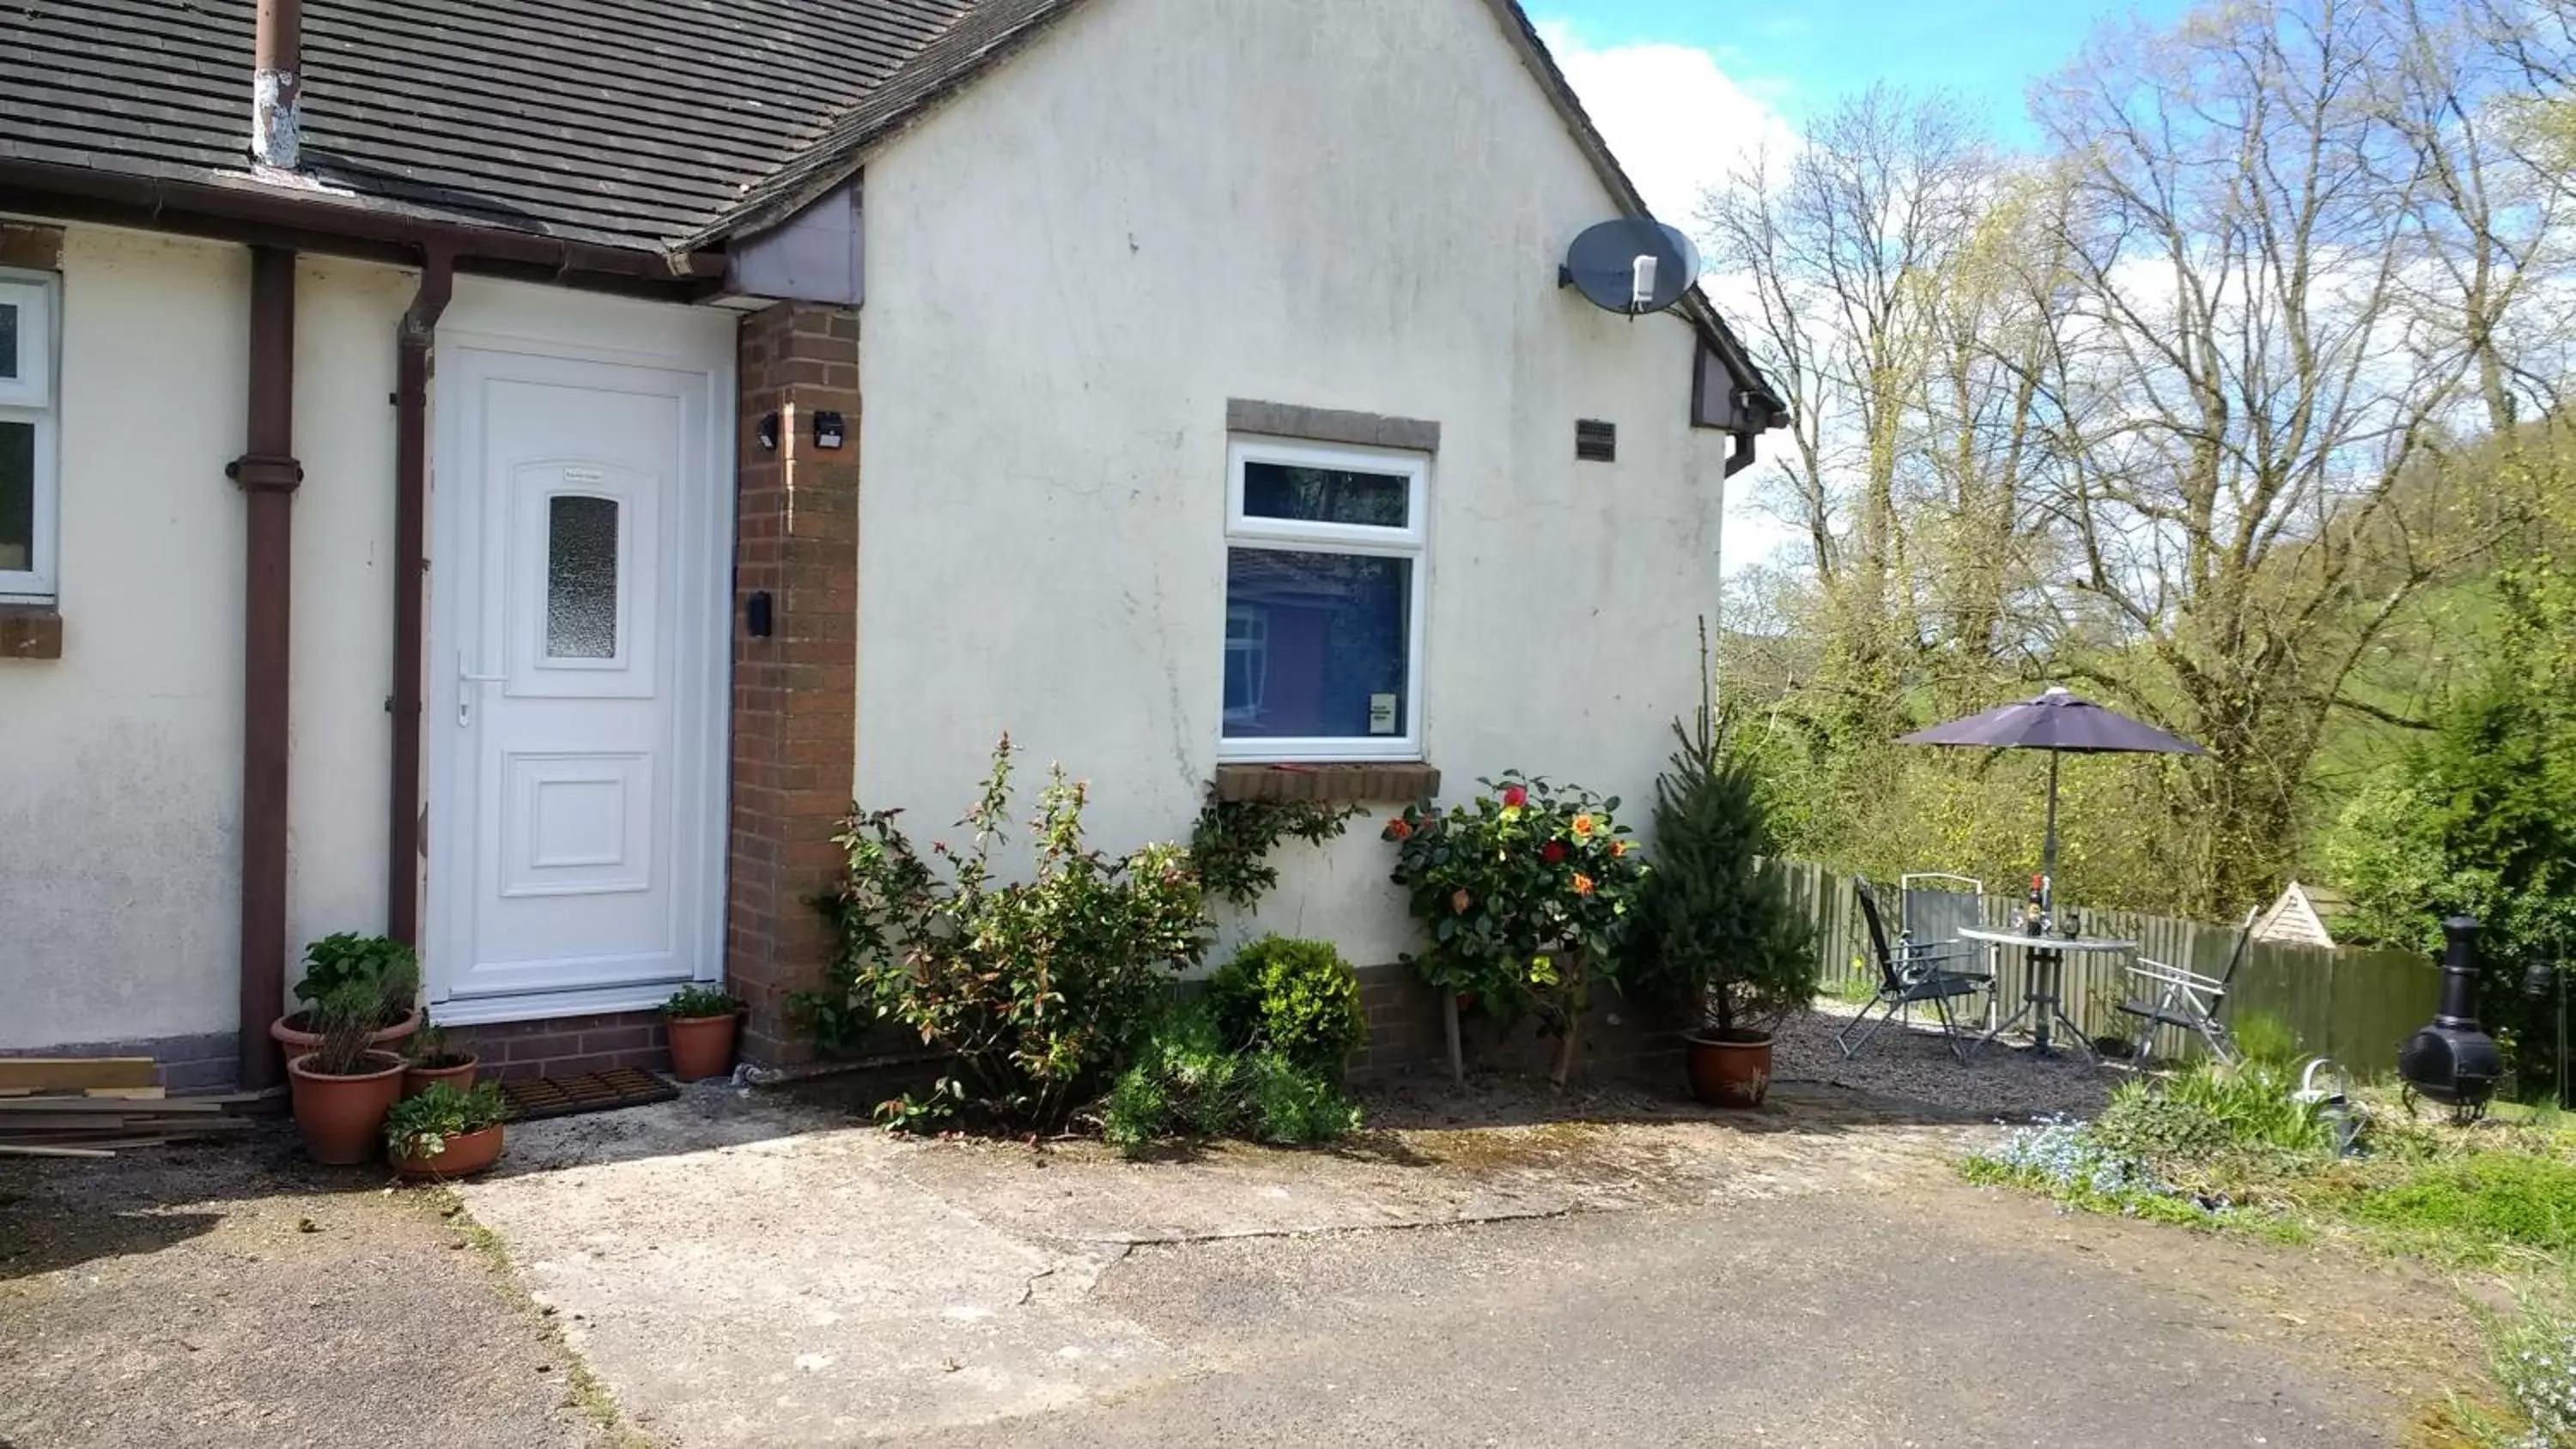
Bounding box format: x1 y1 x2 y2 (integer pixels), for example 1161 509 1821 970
1771 1000 2120 1119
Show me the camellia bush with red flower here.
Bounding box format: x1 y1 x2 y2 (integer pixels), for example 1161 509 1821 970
1382 773 1646 1083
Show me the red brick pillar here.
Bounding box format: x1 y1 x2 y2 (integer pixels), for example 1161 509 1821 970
728 303 860 1067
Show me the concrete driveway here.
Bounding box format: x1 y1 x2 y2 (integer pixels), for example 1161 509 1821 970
3 1076 2482 1449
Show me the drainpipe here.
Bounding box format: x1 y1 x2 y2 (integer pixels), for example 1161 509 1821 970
228 246 301 1091
388 246 454 949
251 0 301 172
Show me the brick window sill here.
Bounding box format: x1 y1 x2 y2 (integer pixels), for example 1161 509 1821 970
1212 761 1440 804
0 604 62 660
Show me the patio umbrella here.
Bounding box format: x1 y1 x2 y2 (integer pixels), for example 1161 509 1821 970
1895 686 2203 916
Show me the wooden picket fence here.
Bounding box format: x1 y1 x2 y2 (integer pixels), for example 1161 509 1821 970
1775 861 2439 1076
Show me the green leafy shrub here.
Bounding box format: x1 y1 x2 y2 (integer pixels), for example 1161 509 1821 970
384 1081 508 1161
1207 937 1365 1076
663 984 742 1019
1101 998 1361 1150
1382 773 1645 1082
1190 797 1363 908
798 736 1209 1132
294 933 420 1028
2349 1153 2576 1256
1625 709 1818 1036
2092 1060 2336 1177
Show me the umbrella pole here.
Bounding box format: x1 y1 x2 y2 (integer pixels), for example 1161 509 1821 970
2042 749 2060 921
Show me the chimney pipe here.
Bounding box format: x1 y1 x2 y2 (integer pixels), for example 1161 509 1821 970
252 0 302 171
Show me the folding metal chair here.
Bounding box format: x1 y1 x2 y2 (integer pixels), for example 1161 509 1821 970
1838 874 1994 1060
2117 907 2260 1064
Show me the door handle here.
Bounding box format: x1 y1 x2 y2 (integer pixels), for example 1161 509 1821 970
458 652 506 727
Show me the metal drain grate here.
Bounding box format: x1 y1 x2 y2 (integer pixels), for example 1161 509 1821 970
498 1065 678 1122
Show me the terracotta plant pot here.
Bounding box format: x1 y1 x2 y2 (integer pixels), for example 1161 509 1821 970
273 1005 422 1057
392 1123 505 1179
1683 1029 1775 1109
286 1051 408 1165
401 1053 480 1099
665 1013 738 1082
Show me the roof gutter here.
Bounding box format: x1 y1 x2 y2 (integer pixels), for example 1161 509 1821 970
0 159 727 293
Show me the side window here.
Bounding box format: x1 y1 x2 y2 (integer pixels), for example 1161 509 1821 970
1219 438 1427 761
0 271 58 603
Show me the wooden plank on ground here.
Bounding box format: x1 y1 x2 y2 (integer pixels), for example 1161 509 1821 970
0 1058 155 1091
85 1086 167 1100
0 1095 222 1114
0 1143 117 1158
0 1113 131 1131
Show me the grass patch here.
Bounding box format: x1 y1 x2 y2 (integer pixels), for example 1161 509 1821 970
2348 1155 2576 1260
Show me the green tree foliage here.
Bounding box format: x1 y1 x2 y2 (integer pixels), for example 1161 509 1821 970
1626 712 1819 1036
2326 555 2576 1059
1705 0 2576 917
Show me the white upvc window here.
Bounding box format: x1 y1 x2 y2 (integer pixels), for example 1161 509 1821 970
0 270 59 603
1219 436 1428 762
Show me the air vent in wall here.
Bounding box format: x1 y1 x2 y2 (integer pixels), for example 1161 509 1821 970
1576 419 1617 463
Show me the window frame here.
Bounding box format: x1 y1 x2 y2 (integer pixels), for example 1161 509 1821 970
1219 435 1429 763
0 270 58 603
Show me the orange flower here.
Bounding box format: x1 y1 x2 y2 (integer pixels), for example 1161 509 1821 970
1386 816 1413 840
1451 888 1473 913
1610 840 1630 858
1572 873 1596 895
1571 814 1596 837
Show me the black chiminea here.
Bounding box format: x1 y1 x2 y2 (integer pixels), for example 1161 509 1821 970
2397 916 2504 1120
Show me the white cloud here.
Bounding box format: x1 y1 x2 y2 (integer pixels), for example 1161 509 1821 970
1533 19 1798 228
1535 19 1803 577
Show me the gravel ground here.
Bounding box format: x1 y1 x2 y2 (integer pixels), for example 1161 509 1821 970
0 1125 609 1449
1771 1000 2119 1120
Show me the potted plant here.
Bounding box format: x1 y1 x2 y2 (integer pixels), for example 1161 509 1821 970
286 984 410 1164
1383 773 1648 1086
273 932 422 1057
662 984 743 1081
401 1017 480 1098
386 1080 509 1179
1628 705 1819 1108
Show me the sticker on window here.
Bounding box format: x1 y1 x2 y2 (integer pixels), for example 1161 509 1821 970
1368 694 1400 735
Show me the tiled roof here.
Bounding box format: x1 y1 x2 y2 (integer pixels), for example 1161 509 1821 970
0 0 1011 252
0 0 1781 420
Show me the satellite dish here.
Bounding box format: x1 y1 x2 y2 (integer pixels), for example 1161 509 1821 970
1558 217 1700 317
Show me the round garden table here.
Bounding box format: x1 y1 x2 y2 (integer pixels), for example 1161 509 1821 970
1955 925 2139 1061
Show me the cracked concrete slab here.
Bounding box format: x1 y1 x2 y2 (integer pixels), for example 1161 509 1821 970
458 1090 1167 1446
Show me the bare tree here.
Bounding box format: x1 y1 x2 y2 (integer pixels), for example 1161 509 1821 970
1699 87 1999 700
2026 0 2559 905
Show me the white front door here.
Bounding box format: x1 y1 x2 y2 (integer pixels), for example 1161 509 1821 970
428 307 729 1019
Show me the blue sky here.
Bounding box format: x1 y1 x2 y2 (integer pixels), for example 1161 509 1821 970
1538 0 2195 141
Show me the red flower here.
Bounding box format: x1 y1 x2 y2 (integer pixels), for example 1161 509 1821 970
1385 816 1413 841
1572 873 1596 896
1541 840 1567 864
1500 784 1528 809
